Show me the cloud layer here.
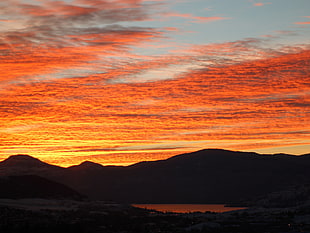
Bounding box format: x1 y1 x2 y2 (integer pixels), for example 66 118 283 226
0 0 309 166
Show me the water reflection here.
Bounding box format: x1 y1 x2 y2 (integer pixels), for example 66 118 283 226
132 204 246 213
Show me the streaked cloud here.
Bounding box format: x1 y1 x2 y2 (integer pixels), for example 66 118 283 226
295 21 310 25
0 0 163 87
0 0 309 166
1 39 309 165
294 16 310 25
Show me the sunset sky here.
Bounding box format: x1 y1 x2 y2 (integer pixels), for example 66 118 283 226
0 0 309 166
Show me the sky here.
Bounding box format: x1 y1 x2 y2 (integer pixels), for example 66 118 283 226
0 0 309 167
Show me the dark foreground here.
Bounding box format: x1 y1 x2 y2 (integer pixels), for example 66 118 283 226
0 199 309 233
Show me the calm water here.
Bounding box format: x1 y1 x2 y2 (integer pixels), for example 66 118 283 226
132 204 246 213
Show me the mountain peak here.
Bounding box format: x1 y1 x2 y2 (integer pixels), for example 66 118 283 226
68 161 104 170
7 154 39 159
0 154 62 176
80 161 104 168
167 148 255 161
2 154 46 166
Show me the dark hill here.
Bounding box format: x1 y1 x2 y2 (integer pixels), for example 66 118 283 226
58 149 310 204
0 175 84 200
93 149 310 203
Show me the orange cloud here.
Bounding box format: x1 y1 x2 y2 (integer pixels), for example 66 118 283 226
1 42 309 166
295 21 310 25
0 0 309 166
294 16 310 25
252 2 271 6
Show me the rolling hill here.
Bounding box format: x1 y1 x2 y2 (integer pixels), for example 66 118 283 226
0 175 84 200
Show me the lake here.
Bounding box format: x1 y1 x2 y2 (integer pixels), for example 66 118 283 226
132 204 246 213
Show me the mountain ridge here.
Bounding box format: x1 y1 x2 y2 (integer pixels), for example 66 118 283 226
0 154 65 169
0 148 309 204
1 148 309 168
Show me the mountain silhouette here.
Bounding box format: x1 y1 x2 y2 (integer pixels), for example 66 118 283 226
0 154 64 176
68 161 105 171
0 149 309 204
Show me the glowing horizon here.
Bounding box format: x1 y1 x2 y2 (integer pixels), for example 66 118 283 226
0 0 309 167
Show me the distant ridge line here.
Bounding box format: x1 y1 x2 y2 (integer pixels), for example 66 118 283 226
1 148 308 168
